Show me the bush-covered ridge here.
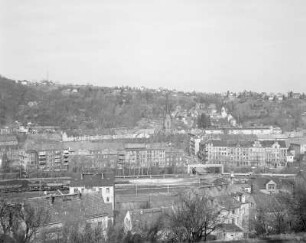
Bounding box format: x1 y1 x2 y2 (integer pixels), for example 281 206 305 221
1 75 306 132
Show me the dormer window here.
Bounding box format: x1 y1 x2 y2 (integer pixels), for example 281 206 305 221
268 183 276 190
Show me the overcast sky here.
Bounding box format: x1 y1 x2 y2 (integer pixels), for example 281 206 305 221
1 0 306 93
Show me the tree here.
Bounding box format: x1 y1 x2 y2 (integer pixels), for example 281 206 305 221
0 201 21 236
289 178 306 232
60 222 106 243
197 114 211 129
0 200 51 243
167 190 225 242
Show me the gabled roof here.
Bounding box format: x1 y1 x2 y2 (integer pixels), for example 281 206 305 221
249 177 278 190
70 173 115 187
216 195 241 210
217 223 243 232
249 176 295 191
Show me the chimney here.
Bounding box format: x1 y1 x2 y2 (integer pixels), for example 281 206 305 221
81 173 83 180
101 173 104 179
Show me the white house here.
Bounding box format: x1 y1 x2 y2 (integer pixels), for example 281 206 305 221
69 172 115 209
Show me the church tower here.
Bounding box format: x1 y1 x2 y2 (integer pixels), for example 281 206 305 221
163 94 172 133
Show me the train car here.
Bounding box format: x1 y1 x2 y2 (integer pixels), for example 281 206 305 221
0 180 29 193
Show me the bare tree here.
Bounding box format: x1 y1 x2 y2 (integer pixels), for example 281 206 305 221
289 179 306 231
60 222 106 243
167 190 226 242
0 200 51 243
0 200 22 237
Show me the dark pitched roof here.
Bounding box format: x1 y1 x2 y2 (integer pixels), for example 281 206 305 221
205 139 287 148
250 177 277 190
217 223 243 232
259 140 287 148
250 176 294 191
207 140 254 147
216 195 241 210
28 192 113 225
70 173 115 187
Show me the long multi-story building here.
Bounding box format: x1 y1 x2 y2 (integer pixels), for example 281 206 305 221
121 143 185 170
188 126 281 157
23 142 71 171
199 139 287 168
124 143 166 168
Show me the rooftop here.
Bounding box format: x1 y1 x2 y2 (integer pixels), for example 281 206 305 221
204 139 287 148
28 192 113 225
70 172 115 187
217 223 243 232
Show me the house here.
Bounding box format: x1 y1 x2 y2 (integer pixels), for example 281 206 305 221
124 207 170 240
216 193 250 232
28 192 113 241
292 93 301 99
214 223 244 241
251 192 290 233
286 151 294 163
249 176 294 194
69 172 115 209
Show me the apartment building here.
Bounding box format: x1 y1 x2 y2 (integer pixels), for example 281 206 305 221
124 143 166 168
121 143 186 170
23 142 70 171
199 140 287 168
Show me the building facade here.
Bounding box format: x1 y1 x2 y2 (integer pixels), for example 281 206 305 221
69 172 115 209
199 140 287 168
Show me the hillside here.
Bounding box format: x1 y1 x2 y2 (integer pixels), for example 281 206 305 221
1 75 306 132
226 96 306 131
0 76 196 132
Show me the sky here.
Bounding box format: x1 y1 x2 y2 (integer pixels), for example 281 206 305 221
1 0 306 93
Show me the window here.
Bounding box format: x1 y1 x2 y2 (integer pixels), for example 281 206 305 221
106 197 110 202
268 183 275 190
